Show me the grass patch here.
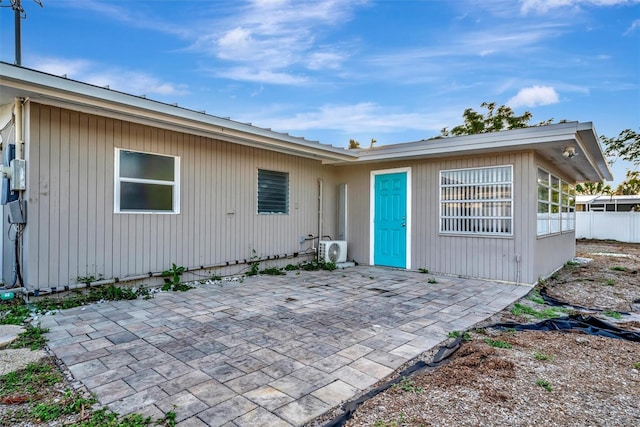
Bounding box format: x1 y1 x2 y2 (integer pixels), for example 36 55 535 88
633 362 640 370
534 351 554 361
418 268 429 274
0 361 61 397
603 310 622 319
448 330 471 341
7 324 49 350
610 266 627 272
392 377 423 394
0 302 31 325
536 379 553 392
31 392 96 422
483 338 512 349
565 260 581 267
602 279 615 286
427 278 438 284
527 290 545 305
511 303 567 319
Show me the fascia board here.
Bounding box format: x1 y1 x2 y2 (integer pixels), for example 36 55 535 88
576 122 613 181
352 126 580 162
0 63 357 162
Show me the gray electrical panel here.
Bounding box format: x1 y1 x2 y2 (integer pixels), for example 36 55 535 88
8 199 26 224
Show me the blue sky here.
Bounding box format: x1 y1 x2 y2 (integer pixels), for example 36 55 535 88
1 0 638 185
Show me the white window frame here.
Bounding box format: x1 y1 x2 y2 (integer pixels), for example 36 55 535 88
537 167 575 236
439 165 513 236
114 148 180 214
257 169 289 215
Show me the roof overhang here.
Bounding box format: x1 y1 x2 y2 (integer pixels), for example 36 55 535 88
340 122 613 182
0 62 357 163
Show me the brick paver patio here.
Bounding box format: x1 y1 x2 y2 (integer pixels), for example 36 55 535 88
41 267 531 426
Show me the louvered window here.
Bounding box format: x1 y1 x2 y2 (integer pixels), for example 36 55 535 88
258 169 289 214
440 165 513 235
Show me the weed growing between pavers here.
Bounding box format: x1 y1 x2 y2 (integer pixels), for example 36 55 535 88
0 360 177 426
7 324 49 350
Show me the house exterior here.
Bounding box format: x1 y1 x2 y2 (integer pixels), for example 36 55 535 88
0 62 612 293
576 195 640 212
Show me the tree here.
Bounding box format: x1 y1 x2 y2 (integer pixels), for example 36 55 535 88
615 170 640 195
575 182 613 195
601 128 640 165
348 139 360 149
441 102 534 136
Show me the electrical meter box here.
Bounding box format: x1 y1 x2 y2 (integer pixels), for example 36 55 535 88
10 159 26 191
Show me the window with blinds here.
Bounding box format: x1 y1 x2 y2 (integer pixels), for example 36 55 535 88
257 169 289 214
440 165 513 235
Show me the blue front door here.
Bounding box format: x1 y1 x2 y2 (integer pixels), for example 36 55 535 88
374 172 407 268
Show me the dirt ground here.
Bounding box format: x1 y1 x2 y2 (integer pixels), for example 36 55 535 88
343 240 640 427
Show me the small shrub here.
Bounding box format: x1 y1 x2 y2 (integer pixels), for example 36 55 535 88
565 260 580 267
603 310 622 320
483 338 512 349
536 379 553 392
284 264 299 271
418 268 429 274
610 266 627 272
161 264 189 291
602 279 615 286
633 362 640 369
448 330 471 341
427 278 437 284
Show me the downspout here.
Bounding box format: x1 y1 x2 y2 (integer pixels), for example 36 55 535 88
317 178 323 259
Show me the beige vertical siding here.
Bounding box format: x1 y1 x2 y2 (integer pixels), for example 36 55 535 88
336 152 537 283
24 103 335 288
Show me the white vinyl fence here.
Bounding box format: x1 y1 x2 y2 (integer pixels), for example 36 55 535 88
576 211 640 243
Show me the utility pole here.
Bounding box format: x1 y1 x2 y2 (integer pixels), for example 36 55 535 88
14 0 21 65
4 0 43 65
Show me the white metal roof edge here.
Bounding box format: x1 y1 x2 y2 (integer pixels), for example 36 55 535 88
0 62 357 162
346 122 613 182
349 123 580 160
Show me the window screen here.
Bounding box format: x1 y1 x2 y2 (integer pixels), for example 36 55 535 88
258 169 289 214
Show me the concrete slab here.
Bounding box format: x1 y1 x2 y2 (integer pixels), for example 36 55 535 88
43 266 531 426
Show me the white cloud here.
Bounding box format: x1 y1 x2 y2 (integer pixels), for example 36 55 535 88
624 19 640 35
507 85 560 107
254 102 449 134
215 67 309 85
521 0 640 14
190 0 366 84
30 57 188 97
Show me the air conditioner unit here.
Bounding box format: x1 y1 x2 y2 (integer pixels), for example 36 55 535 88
319 240 347 263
